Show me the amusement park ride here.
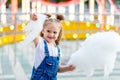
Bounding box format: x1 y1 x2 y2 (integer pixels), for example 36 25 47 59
0 0 120 46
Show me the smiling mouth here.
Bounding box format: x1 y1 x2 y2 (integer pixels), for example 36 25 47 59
48 36 54 39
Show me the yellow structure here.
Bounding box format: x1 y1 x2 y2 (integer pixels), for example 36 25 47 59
0 20 119 46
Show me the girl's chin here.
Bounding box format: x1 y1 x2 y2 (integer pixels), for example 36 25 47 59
46 39 54 42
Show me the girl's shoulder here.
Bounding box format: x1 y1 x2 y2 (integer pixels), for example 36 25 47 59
35 37 44 48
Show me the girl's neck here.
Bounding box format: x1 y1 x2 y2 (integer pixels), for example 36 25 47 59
48 42 56 47
44 39 56 47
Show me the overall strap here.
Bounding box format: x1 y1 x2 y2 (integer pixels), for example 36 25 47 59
44 40 49 56
57 46 60 58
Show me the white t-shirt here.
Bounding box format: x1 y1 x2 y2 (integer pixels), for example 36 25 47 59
34 37 61 69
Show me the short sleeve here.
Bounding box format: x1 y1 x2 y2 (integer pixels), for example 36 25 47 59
35 37 43 49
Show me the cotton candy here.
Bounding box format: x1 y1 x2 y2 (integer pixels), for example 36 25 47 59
68 31 120 77
18 14 47 48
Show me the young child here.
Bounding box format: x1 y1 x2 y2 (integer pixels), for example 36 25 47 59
30 14 75 80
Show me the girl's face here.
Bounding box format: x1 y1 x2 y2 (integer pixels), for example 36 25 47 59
42 23 61 44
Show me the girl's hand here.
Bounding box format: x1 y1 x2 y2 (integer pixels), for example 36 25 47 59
68 65 75 71
31 13 37 21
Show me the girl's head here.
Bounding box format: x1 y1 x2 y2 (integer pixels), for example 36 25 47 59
40 14 64 45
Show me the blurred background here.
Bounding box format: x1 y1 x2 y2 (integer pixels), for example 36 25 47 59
0 0 120 80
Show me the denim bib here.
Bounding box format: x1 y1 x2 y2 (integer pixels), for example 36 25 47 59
31 40 60 80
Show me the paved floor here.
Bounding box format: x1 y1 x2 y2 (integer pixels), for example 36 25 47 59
0 40 120 80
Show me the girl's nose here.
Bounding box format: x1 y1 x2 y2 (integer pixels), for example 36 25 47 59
49 32 54 36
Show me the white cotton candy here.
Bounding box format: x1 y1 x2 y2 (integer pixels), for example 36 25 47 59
68 31 120 77
18 14 47 48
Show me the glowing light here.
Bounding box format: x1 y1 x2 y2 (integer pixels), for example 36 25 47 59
96 23 100 28
66 21 70 26
0 27 3 32
106 25 110 30
73 33 78 39
22 35 26 40
10 25 14 30
0 39 2 45
86 33 90 38
22 23 26 28
3 37 7 43
86 22 91 27
7 35 14 43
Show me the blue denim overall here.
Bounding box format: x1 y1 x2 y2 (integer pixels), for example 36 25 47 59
31 40 60 80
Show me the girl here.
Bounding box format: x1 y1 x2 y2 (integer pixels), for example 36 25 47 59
30 14 75 80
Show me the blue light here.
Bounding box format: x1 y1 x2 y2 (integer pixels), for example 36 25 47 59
96 23 100 28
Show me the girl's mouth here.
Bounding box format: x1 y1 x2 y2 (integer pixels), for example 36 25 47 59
47 36 54 39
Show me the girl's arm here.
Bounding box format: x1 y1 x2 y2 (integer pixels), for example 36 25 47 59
58 65 75 73
33 36 39 47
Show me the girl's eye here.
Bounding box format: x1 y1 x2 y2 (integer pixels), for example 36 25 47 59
54 32 57 34
47 30 50 32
